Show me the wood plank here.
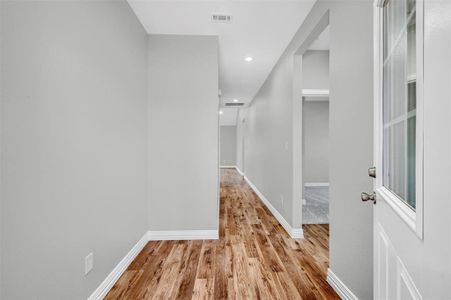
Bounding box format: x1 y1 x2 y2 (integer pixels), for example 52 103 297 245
149 243 187 299
172 240 203 300
192 279 214 300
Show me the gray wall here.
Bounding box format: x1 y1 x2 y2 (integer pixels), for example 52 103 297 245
302 50 329 184
1 1 148 299
0 2 2 297
236 111 245 173
147 35 219 231
220 126 237 166
303 50 330 89
303 101 329 183
236 0 373 298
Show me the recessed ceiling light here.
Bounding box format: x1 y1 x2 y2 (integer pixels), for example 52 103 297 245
219 110 223 115
245 57 253 62
233 99 239 102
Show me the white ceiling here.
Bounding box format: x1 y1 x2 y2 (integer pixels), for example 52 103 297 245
128 0 316 125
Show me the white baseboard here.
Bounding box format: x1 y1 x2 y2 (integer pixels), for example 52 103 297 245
220 165 245 177
220 165 237 169
87 233 148 300
327 269 358 300
235 166 244 176
243 175 303 239
147 230 219 241
304 182 329 187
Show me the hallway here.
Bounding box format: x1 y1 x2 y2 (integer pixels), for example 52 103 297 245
105 169 339 299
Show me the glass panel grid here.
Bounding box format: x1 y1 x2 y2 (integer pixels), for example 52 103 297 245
382 0 417 210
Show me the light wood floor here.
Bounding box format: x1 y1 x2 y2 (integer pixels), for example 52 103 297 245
105 168 339 299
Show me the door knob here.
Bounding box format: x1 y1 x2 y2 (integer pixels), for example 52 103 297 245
361 192 376 204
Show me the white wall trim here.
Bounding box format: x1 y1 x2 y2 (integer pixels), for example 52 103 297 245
302 88 330 96
327 269 359 300
220 165 237 169
147 230 219 241
87 233 148 300
220 165 244 177
235 166 244 176
304 182 329 187
243 175 303 239
302 89 330 101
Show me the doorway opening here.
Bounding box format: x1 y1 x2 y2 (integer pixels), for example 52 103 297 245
291 10 331 259
301 30 330 225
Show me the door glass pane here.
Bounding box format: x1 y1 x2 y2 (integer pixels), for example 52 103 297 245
382 0 416 210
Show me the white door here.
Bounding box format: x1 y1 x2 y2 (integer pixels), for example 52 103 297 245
372 0 451 299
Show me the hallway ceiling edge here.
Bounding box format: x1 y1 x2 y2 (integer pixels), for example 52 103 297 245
127 0 316 125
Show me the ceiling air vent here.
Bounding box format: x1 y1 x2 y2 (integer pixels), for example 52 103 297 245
225 102 244 107
212 14 232 23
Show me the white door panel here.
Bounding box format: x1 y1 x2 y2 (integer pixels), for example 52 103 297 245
397 258 421 300
375 223 421 300
373 0 451 299
375 224 389 300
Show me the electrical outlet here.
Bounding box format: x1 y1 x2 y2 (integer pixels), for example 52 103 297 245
85 252 94 275
280 194 284 208
284 141 289 150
